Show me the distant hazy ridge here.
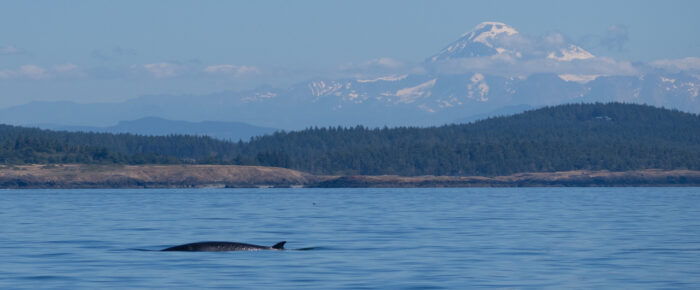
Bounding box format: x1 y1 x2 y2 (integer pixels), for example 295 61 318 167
35 117 277 141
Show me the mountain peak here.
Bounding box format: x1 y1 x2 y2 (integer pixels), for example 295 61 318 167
465 22 519 42
429 21 519 63
428 22 598 64
547 44 595 61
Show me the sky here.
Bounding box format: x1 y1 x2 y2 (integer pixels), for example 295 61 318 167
1 0 699 107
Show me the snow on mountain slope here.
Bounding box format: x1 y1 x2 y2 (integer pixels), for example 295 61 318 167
469 22 519 45
547 44 595 61
393 79 437 105
558 74 600 83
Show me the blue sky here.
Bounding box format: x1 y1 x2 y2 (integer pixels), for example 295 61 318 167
1 0 699 107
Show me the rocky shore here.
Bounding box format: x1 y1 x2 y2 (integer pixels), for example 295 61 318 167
1 164 699 189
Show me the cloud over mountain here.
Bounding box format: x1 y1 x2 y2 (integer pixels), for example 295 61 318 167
135 62 184 78
433 55 637 78
651 57 700 72
203 64 260 76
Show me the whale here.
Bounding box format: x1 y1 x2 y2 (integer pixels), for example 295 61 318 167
161 241 286 252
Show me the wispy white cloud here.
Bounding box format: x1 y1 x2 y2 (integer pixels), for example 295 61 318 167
53 63 87 78
132 62 262 79
2 61 264 81
0 69 15 79
340 57 405 71
134 62 184 78
0 65 43 79
364 57 405 69
0 63 86 80
651 57 700 72
19 65 50 79
0 45 22 55
203 64 260 76
434 54 637 76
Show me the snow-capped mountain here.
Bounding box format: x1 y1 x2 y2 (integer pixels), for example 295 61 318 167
1 22 698 130
429 22 521 62
428 21 594 63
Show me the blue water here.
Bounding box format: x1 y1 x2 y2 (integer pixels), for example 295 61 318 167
1 188 700 289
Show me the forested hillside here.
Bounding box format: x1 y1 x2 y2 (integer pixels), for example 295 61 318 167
0 126 237 164
0 135 182 165
2 103 699 176
234 103 700 175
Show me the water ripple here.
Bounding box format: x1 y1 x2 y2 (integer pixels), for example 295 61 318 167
1 187 699 288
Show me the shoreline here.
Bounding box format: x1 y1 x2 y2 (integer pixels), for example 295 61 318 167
1 164 699 189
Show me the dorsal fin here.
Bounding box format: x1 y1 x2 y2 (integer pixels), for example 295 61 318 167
272 241 286 249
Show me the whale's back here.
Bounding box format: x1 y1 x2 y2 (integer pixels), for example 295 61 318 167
162 241 285 252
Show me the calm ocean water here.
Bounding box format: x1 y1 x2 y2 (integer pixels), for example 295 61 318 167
1 187 699 289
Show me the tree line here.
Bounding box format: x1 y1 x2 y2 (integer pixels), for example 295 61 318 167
2 102 699 176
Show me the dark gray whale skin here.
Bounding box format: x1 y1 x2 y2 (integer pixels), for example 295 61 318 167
161 241 286 252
